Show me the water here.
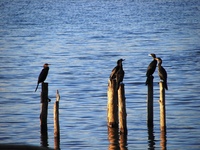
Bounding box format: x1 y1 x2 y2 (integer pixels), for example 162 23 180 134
0 0 200 149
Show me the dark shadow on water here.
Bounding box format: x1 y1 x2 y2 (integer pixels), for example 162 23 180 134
0 144 54 150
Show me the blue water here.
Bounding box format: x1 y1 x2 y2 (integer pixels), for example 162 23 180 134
0 0 200 149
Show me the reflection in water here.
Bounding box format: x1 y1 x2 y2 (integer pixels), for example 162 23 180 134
108 127 128 150
148 127 155 150
160 131 167 150
54 137 60 150
148 126 167 150
119 133 128 150
108 127 119 150
40 128 48 148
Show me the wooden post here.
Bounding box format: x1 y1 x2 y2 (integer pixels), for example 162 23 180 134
118 83 127 135
40 82 48 147
159 81 166 132
147 76 154 128
118 84 128 150
107 79 118 128
54 90 60 150
40 82 48 133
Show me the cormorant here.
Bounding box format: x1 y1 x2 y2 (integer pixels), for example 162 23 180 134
35 63 50 92
146 53 157 85
110 59 125 89
155 57 168 90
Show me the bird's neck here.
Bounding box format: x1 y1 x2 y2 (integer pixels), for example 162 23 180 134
119 64 123 68
158 62 162 67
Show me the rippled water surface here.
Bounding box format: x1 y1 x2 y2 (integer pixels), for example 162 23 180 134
0 0 200 149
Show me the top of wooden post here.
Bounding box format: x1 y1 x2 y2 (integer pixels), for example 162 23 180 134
56 90 60 102
41 82 48 103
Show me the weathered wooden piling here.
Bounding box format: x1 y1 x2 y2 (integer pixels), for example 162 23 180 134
118 83 127 135
40 82 49 133
147 76 154 128
40 82 49 147
159 81 166 132
107 80 127 149
107 79 118 128
54 90 60 150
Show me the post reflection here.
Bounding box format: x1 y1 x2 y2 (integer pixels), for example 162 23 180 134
148 127 155 150
108 127 128 150
54 137 60 150
108 127 119 150
160 130 167 150
119 132 128 150
40 128 49 148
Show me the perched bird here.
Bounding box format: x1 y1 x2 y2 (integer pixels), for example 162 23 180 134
35 63 50 92
110 59 125 89
146 53 157 85
155 57 168 90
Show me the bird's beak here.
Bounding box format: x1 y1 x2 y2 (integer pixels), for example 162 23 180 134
44 63 51 67
122 59 125 61
148 54 152 56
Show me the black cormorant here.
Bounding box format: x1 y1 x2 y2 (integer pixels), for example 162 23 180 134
155 57 168 90
146 53 157 85
110 59 125 89
35 63 50 92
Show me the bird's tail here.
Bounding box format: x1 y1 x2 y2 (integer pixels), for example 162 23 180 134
164 81 168 90
146 76 154 85
145 77 149 85
35 84 39 92
117 83 120 90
